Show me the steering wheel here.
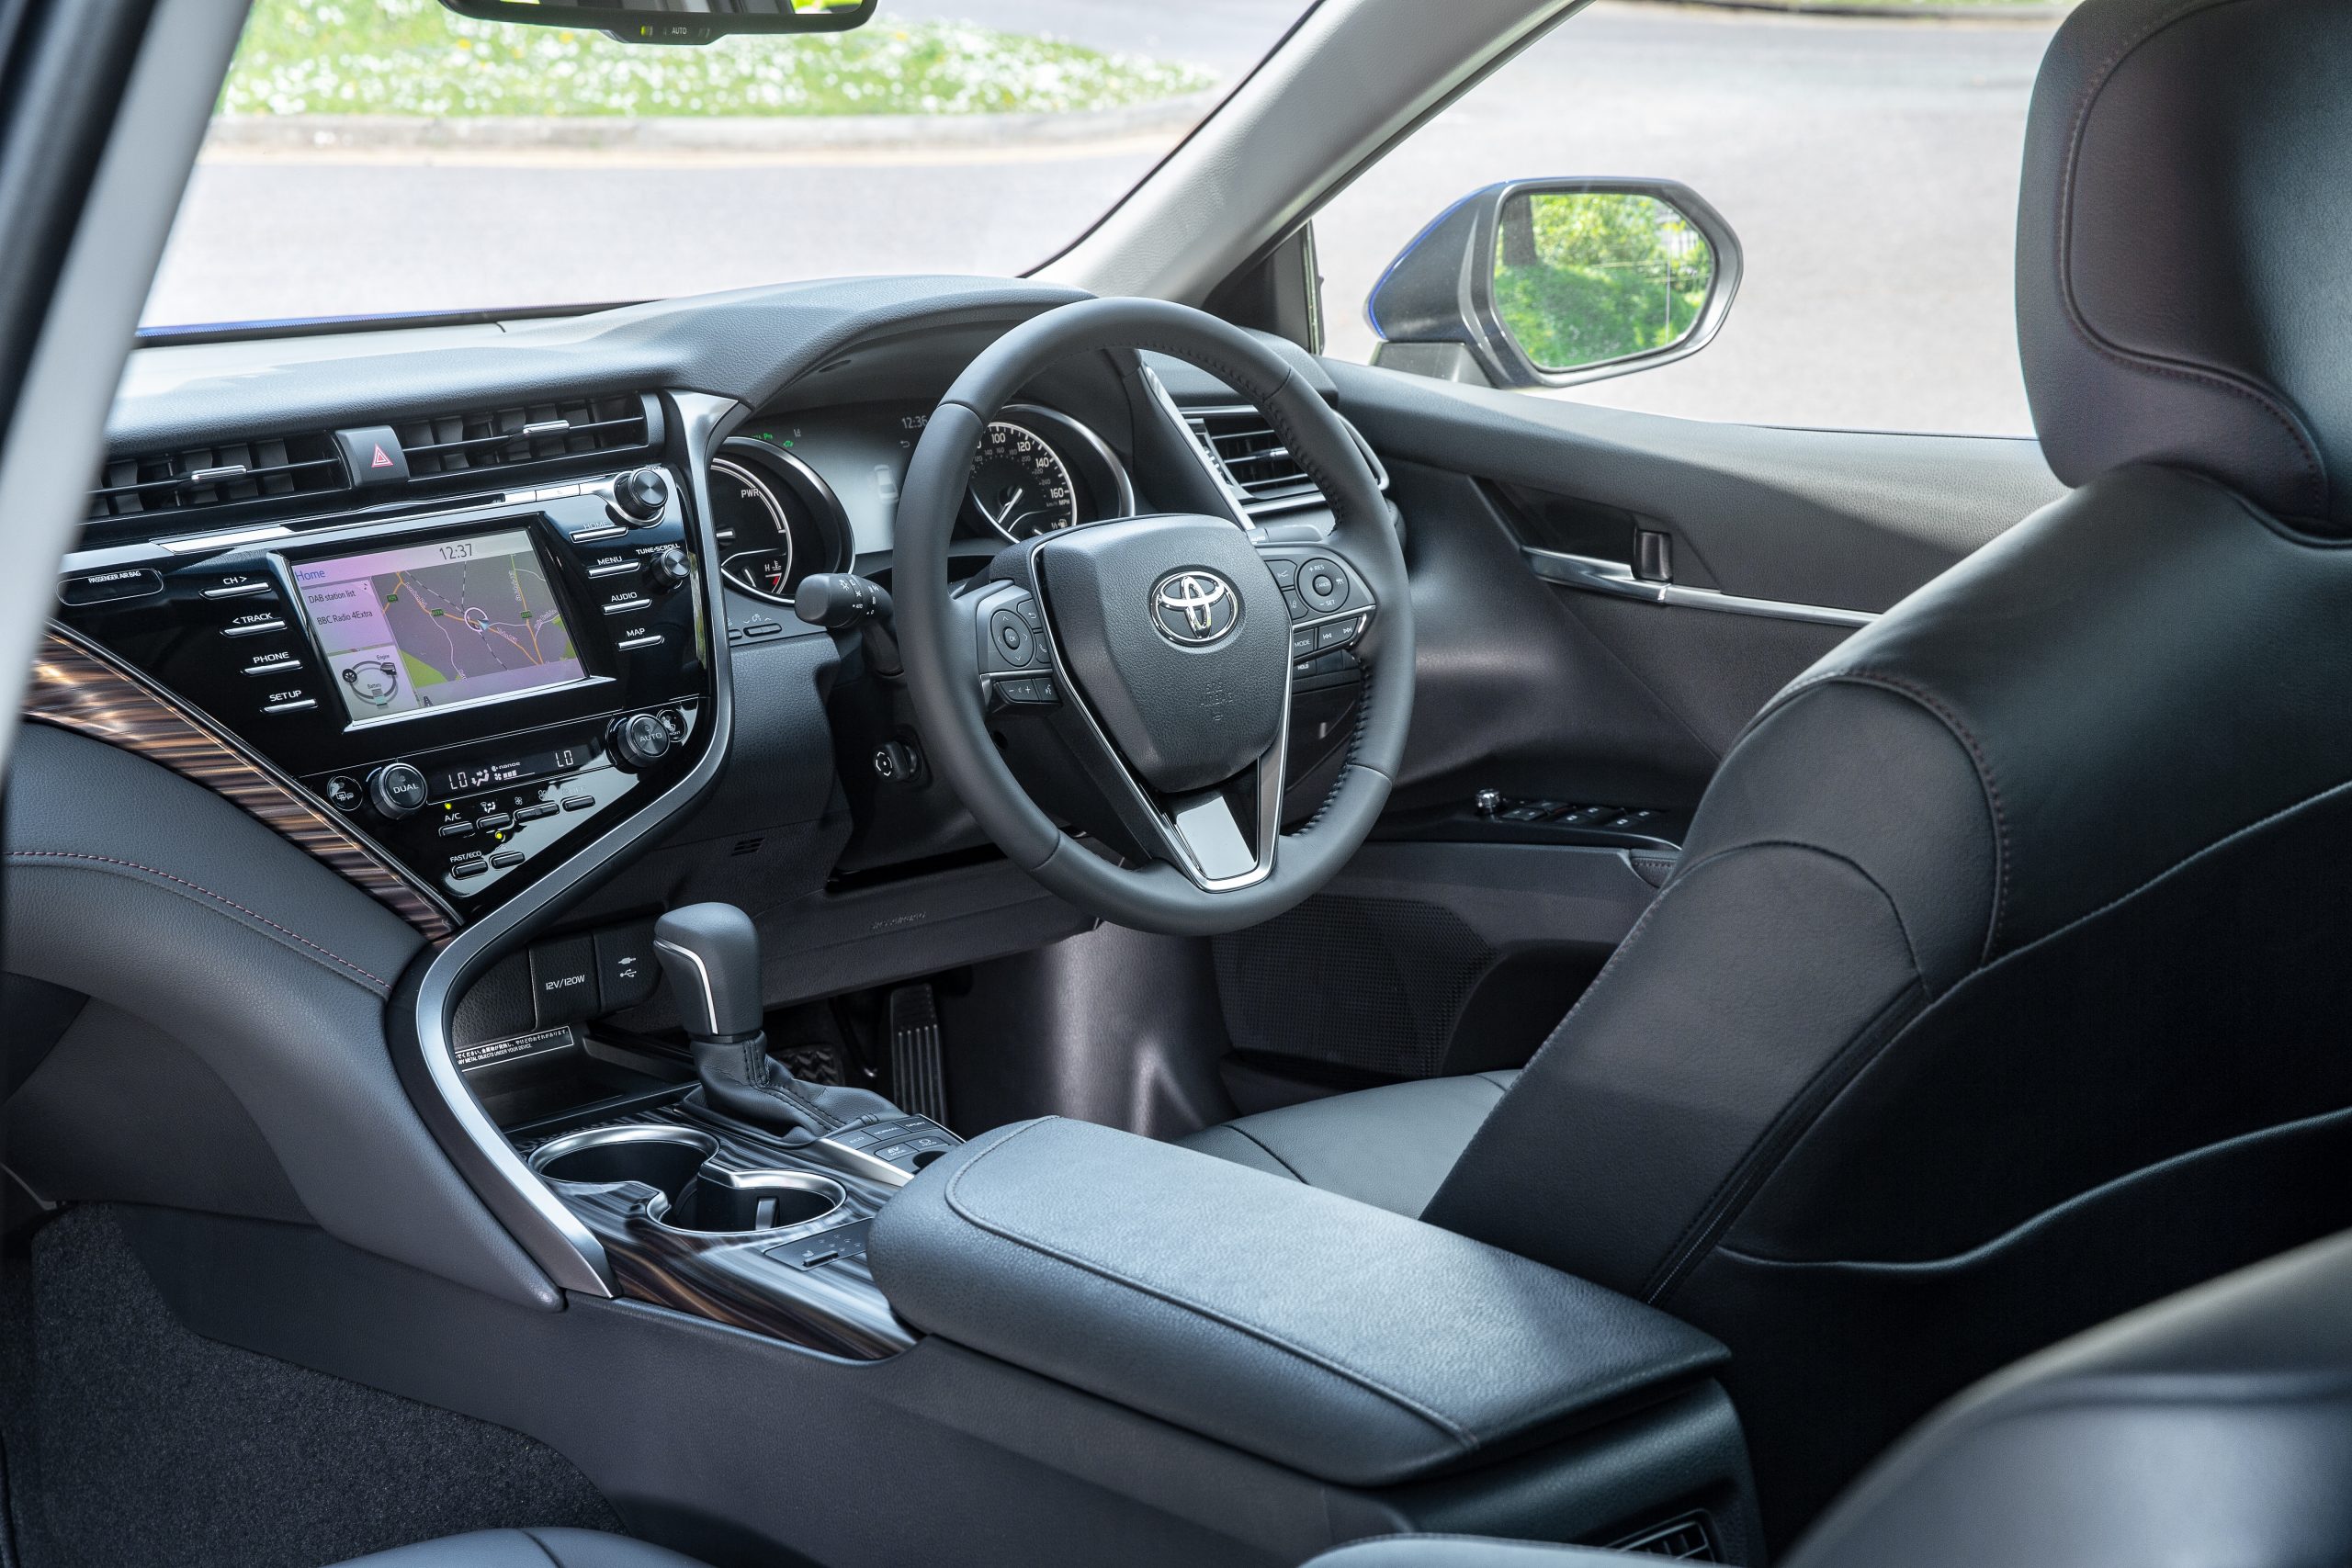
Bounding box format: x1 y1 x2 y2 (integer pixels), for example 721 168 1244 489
895 299 1415 937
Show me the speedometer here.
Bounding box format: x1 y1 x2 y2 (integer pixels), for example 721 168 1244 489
968 421 1079 541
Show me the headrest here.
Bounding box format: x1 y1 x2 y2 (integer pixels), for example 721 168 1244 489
2018 0 2352 531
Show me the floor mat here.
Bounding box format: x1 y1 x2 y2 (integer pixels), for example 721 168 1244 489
1 1205 621 1568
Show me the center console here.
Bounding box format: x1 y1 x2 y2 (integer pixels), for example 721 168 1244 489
51 464 712 923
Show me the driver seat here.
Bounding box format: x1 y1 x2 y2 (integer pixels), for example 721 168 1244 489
1184 0 2352 1536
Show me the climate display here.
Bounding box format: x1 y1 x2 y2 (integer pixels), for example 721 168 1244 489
295 527 585 726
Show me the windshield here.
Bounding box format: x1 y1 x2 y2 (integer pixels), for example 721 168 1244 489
141 0 1308 333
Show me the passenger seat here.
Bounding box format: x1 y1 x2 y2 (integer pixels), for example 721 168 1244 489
1307 1223 2352 1568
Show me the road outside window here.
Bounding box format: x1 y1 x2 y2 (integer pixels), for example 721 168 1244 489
1315 1 2052 436
142 0 1306 331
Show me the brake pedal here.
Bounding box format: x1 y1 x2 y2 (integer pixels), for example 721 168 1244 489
888 983 949 1125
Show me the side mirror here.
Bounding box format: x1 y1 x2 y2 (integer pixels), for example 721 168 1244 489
440 0 875 46
1366 178 1741 389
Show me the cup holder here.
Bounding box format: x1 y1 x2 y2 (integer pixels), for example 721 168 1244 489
529 1126 844 1236
661 1169 843 1235
531 1126 718 1201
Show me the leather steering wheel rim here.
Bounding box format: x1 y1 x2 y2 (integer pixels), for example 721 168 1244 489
895 298 1413 937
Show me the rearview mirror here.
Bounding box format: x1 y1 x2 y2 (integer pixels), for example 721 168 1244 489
440 0 876 46
1366 178 1741 389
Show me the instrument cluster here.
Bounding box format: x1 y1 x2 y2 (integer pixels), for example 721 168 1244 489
708 400 1133 604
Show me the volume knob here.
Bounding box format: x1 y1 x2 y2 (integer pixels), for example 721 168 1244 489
608 467 671 527
368 761 429 819
607 712 673 771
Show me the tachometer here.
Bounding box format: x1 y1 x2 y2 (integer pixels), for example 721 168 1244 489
968 421 1079 541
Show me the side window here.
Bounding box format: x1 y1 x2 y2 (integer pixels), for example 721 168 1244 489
1313 5 2047 436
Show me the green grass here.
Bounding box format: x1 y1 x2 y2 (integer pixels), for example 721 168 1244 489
220 0 1219 118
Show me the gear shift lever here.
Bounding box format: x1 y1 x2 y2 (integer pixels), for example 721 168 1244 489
652 903 959 1182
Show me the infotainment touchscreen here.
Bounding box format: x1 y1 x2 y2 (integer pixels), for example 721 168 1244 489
293 527 587 726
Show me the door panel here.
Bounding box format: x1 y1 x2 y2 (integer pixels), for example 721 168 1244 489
1329 359 2064 612
1217 358 2065 1091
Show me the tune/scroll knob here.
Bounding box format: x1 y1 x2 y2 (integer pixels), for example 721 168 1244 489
607 712 674 772
650 544 693 589
368 761 429 819
608 467 671 526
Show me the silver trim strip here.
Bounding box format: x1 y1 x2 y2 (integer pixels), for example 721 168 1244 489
160 524 292 553
1139 366 1252 528
403 392 745 1300
650 937 718 1033
1521 546 1878 629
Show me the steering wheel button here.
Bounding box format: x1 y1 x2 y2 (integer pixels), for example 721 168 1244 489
1016 598 1045 631
1290 628 1318 659
1267 558 1299 590
1283 589 1310 621
1299 558 1348 613
989 608 1035 666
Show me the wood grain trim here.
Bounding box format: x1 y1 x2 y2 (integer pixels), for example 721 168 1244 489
24 623 458 942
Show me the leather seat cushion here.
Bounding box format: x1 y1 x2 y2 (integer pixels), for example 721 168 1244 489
1180 1071 1518 1217
1306 1540 1628 1568
329 1529 709 1568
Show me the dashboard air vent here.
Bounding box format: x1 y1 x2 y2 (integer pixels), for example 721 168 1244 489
395 391 654 479
1184 404 1386 521
87 432 348 523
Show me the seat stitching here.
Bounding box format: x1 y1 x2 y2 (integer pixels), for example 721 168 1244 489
1645 964 1927 1303
1684 774 2352 1285
1981 767 2352 974
6 849 390 991
514 1529 566 1568
1757 667 2009 961
1716 1100 2352 1273
1669 836 1930 985
1226 1124 1307 1182
944 1118 1476 1450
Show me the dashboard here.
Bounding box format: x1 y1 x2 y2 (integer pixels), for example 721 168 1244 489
35 280 1378 1024
22 278 1390 1287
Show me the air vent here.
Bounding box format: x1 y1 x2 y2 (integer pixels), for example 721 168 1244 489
1184 404 1386 521
395 392 655 479
87 432 348 523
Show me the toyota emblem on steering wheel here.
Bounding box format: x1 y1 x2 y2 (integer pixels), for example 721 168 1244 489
1150 569 1241 647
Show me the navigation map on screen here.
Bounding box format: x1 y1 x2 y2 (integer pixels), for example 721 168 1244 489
295 528 585 726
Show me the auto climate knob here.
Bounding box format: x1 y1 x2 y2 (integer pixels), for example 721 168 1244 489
607 712 674 772
367 761 429 819
608 466 671 527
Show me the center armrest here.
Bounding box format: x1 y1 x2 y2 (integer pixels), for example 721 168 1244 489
866 1117 1727 1488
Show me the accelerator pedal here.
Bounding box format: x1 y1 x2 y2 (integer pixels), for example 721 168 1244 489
887 982 949 1125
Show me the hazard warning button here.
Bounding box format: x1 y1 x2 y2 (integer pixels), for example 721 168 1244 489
334 424 411 489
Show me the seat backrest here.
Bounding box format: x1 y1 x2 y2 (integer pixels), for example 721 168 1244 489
1420 0 2352 1537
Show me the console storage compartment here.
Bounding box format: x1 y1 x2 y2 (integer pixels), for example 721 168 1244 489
869 1117 1760 1554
